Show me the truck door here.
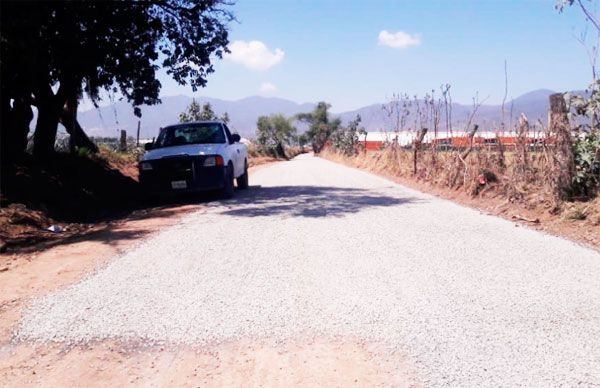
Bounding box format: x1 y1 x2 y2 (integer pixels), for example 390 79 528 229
223 124 241 176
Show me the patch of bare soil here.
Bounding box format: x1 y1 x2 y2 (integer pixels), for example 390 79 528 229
321 152 600 251
0 152 142 252
0 338 418 387
0 204 110 253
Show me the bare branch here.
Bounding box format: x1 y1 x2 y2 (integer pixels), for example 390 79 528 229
501 60 508 131
577 0 600 33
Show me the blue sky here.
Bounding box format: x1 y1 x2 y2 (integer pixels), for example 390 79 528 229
157 0 593 112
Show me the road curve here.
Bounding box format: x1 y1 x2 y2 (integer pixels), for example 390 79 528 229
19 154 600 386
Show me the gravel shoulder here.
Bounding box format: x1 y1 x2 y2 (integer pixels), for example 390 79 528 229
3 154 600 386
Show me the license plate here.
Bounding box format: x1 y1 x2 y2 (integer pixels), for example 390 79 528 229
171 180 187 189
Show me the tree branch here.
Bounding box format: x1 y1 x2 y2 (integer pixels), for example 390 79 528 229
577 0 600 32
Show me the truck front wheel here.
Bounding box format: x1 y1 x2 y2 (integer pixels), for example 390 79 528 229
237 160 249 190
221 163 235 199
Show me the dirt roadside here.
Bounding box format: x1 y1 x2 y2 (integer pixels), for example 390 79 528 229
0 161 418 387
0 338 417 387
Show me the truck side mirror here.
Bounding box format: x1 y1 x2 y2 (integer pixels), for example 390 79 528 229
231 134 241 143
144 142 154 151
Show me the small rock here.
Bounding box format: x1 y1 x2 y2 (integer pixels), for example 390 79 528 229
47 225 63 233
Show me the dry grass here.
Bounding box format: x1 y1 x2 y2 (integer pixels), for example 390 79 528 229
322 145 557 202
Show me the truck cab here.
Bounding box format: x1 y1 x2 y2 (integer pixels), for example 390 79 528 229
139 121 248 198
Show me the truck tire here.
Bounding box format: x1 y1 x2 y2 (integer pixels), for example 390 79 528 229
237 160 249 189
221 163 235 199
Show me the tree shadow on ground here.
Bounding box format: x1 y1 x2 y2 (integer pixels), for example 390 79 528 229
1 186 416 254
218 185 419 218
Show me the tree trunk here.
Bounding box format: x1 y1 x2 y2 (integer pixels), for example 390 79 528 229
60 115 99 153
13 98 33 154
1 95 33 162
455 124 479 188
548 93 574 201
33 102 61 158
60 97 98 153
460 124 479 160
32 80 65 158
413 127 428 175
276 142 287 159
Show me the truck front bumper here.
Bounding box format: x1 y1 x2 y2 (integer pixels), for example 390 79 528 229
139 155 227 193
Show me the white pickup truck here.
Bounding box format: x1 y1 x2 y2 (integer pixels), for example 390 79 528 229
139 121 248 198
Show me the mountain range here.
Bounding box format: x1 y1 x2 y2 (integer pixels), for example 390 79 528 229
76 89 571 139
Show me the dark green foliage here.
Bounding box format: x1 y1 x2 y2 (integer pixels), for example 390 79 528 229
296 102 341 154
256 114 296 158
1 0 233 159
330 115 367 156
555 0 600 198
572 129 600 197
566 83 600 197
179 100 229 123
298 133 309 147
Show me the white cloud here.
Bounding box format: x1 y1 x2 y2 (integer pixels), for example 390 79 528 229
259 82 277 93
377 30 421 49
225 40 285 70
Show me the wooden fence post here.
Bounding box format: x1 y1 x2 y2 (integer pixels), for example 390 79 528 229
119 130 127 152
515 113 530 180
548 93 574 201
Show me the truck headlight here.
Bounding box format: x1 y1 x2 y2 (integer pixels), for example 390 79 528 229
203 155 224 167
140 162 153 171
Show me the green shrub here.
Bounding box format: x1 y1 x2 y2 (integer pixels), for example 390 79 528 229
77 147 93 158
572 130 600 197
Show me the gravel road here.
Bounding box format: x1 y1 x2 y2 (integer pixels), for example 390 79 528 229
18 154 600 386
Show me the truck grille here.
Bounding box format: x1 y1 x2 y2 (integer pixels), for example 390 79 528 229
145 156 200 186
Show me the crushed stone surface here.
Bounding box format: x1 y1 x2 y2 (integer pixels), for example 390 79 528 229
18 154 600 386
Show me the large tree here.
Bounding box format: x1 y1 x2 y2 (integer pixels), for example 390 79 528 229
179 100 229 123
330 115 366 156
296 102 341 154
1 0 233 159
256 114 296 158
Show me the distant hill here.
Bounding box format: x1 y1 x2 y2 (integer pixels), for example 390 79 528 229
76 89 579 138
77 95 315 139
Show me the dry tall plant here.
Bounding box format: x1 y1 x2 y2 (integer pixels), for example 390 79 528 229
514 113 530 181
325 88 589 220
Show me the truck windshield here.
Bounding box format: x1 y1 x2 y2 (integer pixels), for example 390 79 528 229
155 123 226 147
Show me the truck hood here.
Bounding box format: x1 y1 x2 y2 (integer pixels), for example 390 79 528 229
142 143 227 161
